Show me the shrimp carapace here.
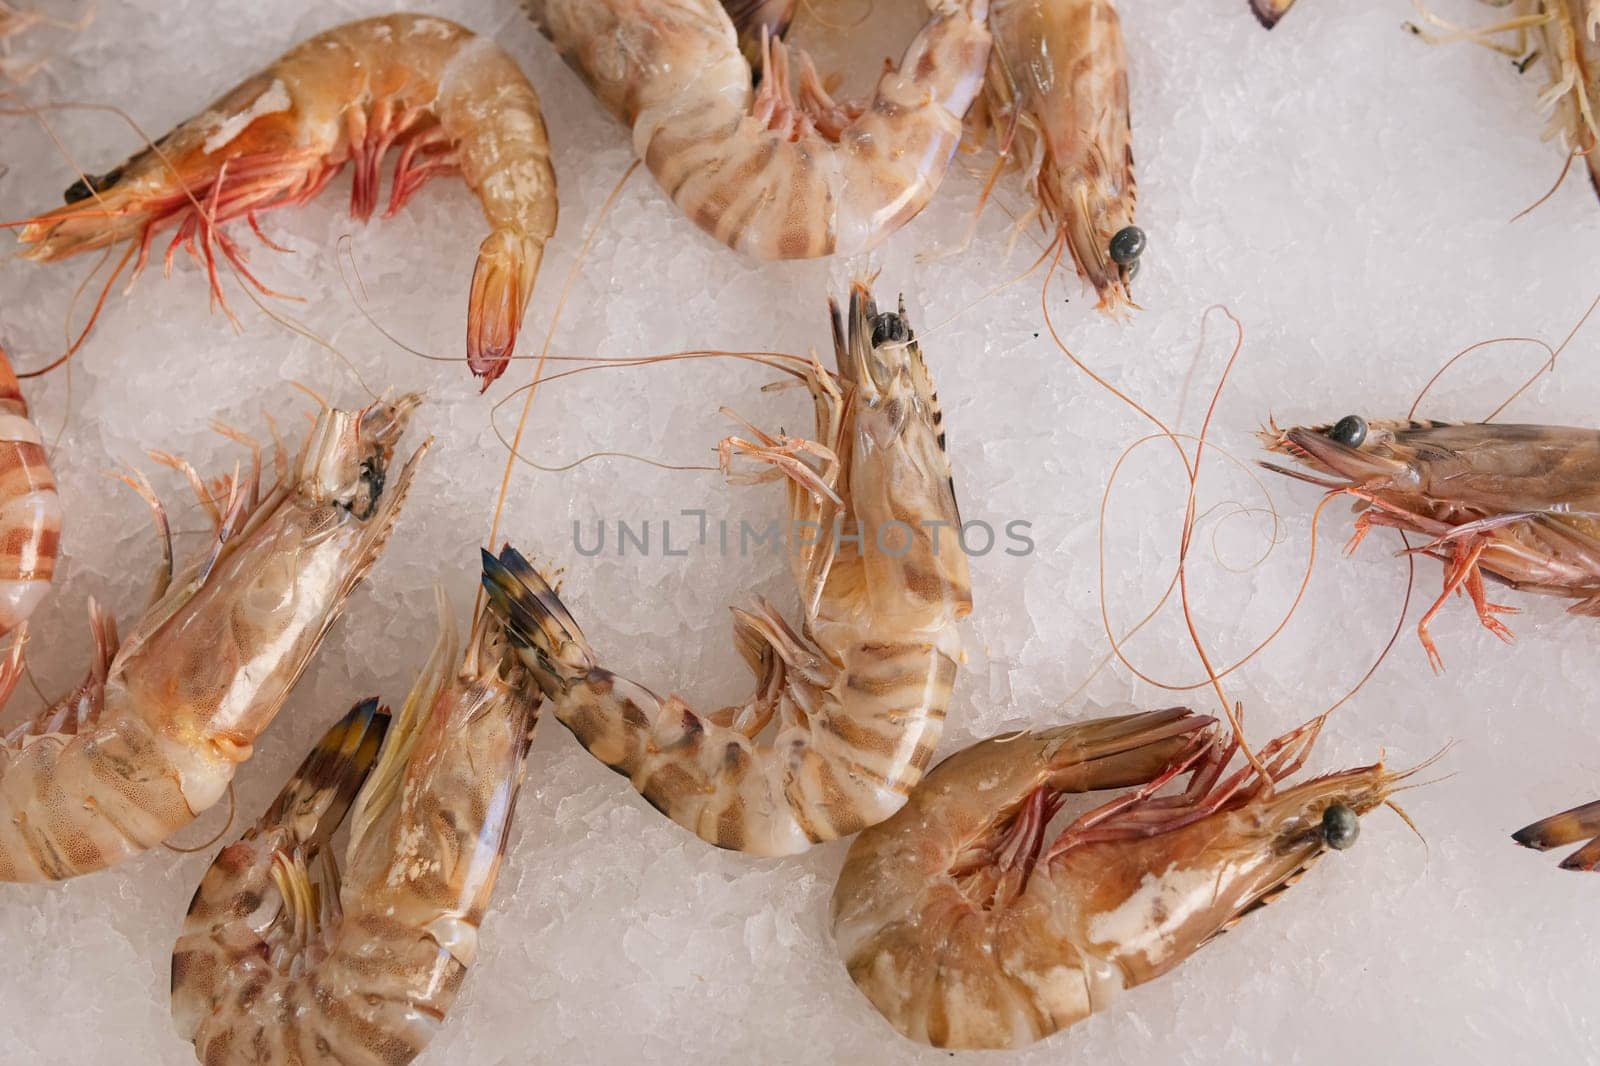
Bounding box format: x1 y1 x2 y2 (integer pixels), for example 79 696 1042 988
15 15 557 388
483 282 971 855
172 602 538 1064
1515 797 1600 871
977 0 1141 314
0 395 428 882
1262 417 1600 670
521 0 990 259
832 712 1421 1049
0 344 60 638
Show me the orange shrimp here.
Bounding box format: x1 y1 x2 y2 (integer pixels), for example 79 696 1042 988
13 15 557 387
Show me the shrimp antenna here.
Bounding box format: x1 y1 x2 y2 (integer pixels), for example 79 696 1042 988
287 380 330 413
480 162 640 613
1384 798 1428 859
1511 146 1580 222
1053 271 1267 775
1406 290 1600 422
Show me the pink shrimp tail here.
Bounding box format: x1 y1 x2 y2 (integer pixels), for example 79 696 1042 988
467 229 543 390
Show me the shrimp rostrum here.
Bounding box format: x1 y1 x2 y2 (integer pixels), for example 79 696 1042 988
522 0 990 259
1262 416 1600 670
482 283 971 855
14 15 556 387
832 710 1425 1049
172 601 538 1064
0 395 427 882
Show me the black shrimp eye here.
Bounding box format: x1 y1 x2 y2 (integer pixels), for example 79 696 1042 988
1327 415 1367 449
62 166 124 205
1108 225 1146 265
1321 804 1361 850
870 312 908 347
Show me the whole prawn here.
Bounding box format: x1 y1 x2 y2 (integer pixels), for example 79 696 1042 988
14 15 557 387
0 344 59 638
1262 416 1600 671
171 599 537 1064
482 283 971 855
521 0 990 259
975 0 1143 314
1410 2 1600 201
0 395 427 882
832 709 1422 1049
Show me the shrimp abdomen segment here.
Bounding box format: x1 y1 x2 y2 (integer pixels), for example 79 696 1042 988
0 358 58 634
0 712 217 882
833 5 992 252
438 36 558 383
566 637 958 850
527 0 989 258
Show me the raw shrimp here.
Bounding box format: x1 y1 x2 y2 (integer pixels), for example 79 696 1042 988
1410 2 1600 201
974 0 1142 315
1262 417 1600 670
171 601 538 1064
0 395 427 882
521 0 990 258
481 283 971 855
13 15 557 387
1250 0 1297 28
0 344 59 637
832 709 1421 1049
1515 796 1600 869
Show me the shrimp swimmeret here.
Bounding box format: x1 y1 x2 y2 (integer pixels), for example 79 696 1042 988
522 0 990 259
0 396 427 882
172 602 538 1065
482 283 972 855
15 15 557 387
